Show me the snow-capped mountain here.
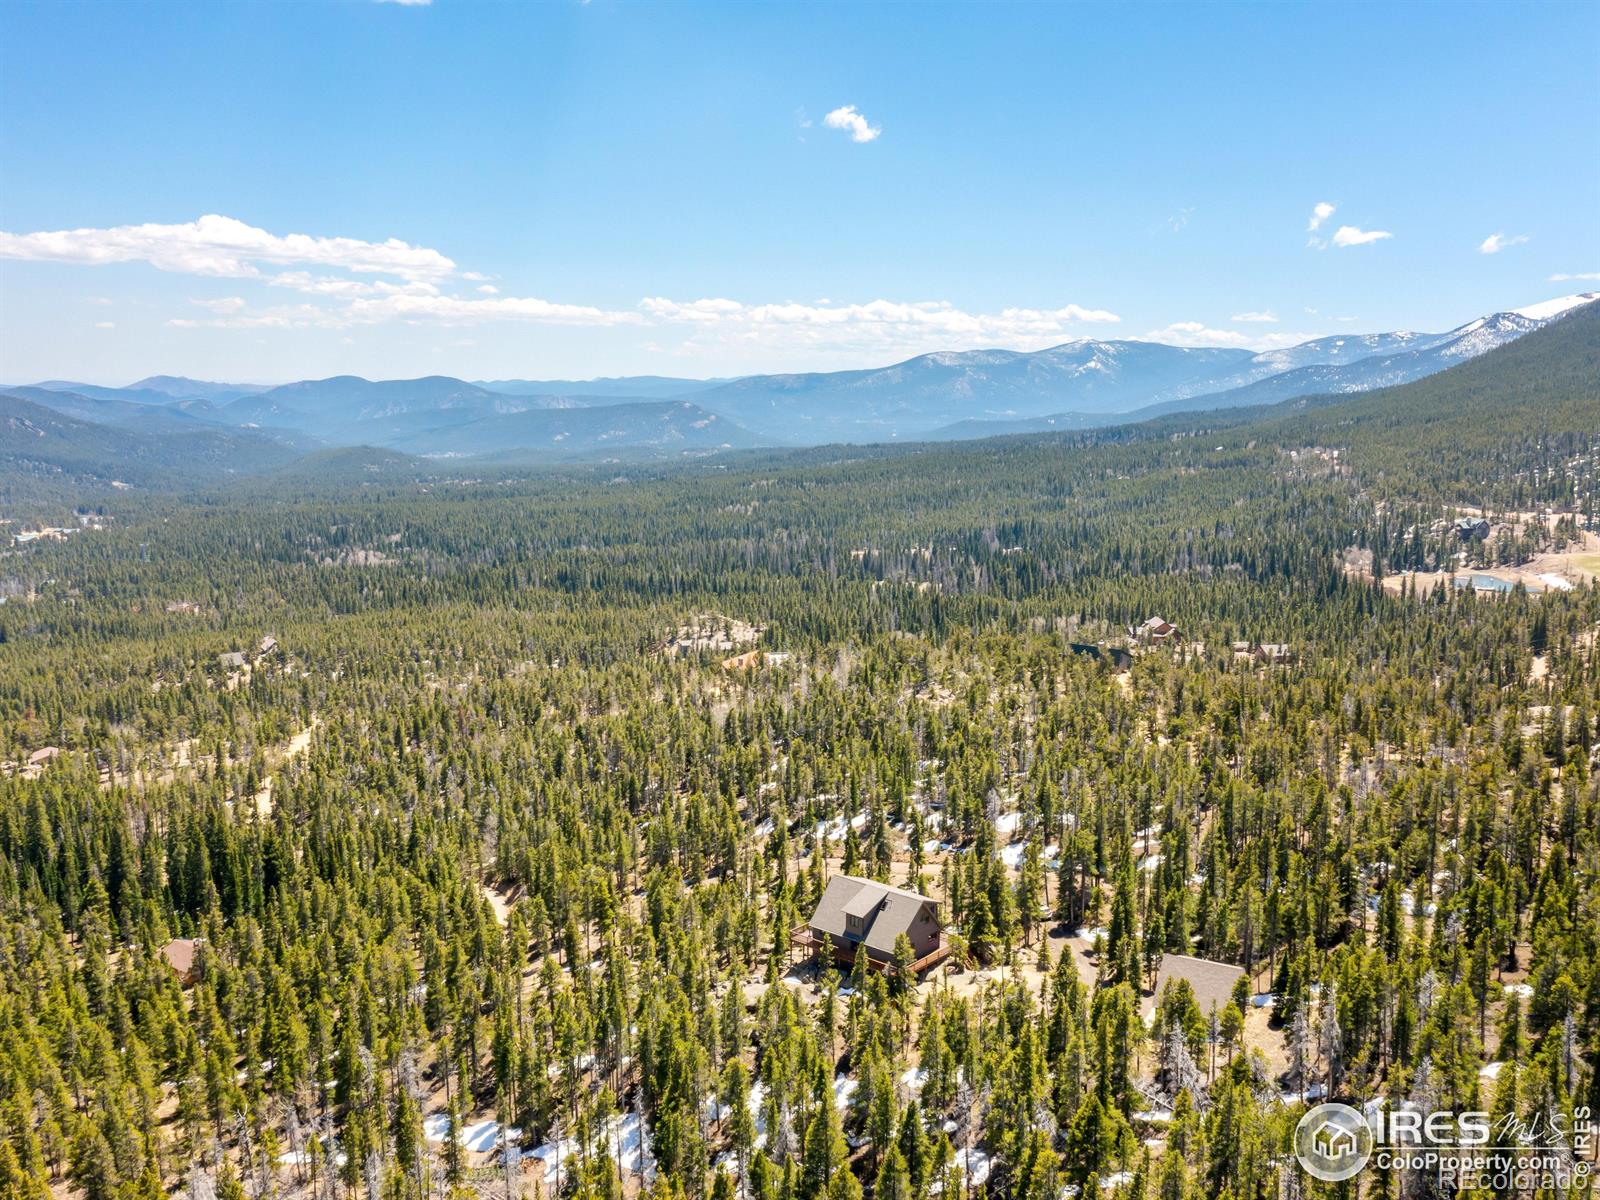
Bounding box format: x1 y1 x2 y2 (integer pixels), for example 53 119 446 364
923 294 1599 440
1140 295 1598 415
1511 293 1600 321
12 293 1594 455
681 342 1258 441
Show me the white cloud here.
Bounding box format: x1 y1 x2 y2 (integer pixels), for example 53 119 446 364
191 296 248 314
1144 322 1256 349
1478 232 1529 254
152 279 1329 362
0 214 455 281
634 296 1120 360
375 0 431 5
168 304 323 331
1330 225 1392 248
640 297 747 323
172 291 638 331
1307 202 1335 232
1231 310 1278 323
346 293 637 326
1549 271 1600 282
3 212 1332 363
266 270 443 298
94 321 115 329
1144 321 1313 352
823 105 881 144
641 297 1116 344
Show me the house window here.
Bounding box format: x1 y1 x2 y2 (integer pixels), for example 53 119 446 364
847 913 862 931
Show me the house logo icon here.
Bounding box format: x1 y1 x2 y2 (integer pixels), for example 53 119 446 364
1294 1103 1373 1181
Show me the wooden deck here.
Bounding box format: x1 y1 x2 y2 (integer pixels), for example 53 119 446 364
791 925 950 975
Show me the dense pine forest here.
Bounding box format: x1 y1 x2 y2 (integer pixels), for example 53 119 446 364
0 307 1597 1200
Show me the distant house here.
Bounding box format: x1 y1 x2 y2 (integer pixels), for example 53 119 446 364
1070 642 1134 670
795 875 946 974
1143 953 1246 1022
13 527 73 545
218 651 248 670
1253 642 1293 665
257 635 279 657
1454 516 1490 541
1134 617 1179 645
159 938 201 986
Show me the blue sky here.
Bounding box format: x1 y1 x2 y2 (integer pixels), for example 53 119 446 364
1 0 1596 384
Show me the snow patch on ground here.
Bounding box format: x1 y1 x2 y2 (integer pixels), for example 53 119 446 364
954 1148 991 1186
813 814 868 841
424 1114 522 1154
833 1075 858 1110
1277 1084 1327 1104
526 1112 654 1183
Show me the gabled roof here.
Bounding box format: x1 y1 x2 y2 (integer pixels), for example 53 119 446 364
843 889 882 919
160 937 199 979
1144 953 1245 1019
810 875 939 958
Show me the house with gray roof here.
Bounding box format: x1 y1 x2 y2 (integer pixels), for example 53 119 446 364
1143 953 1246 1023
795 874 946 974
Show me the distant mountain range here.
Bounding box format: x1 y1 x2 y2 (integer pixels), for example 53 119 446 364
478 375 717 399
687 342 1256 441
0 393 302 496
6 292 1595 463
921 297 1598 440
28 375 272 407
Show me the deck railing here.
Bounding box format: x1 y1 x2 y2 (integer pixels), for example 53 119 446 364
790 924 949 975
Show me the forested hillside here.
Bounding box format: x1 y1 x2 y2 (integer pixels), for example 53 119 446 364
0 395 303 504
0 312 1596 1200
